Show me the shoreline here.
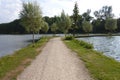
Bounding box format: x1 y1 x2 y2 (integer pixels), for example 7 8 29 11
64 38 120 80
75 33 120 38
0 37 50 80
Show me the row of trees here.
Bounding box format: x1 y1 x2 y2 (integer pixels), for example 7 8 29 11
49 3 93 36
0 2 120 35
44 3 120 35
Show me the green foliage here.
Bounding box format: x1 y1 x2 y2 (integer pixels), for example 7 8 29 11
92 19 106 33
1 4 120 34
72 2 79 36
117 18 120 32
94 6 114 20
57 10 72 34
64 35 74 40
82 9 93 22
51 23 58 34
20 1 43 45
0 19 25 34
105 18 117 32
0 37 50 79
57 10 66 32
73 39 93 49
20 2 43 33
65 15 72 33
41 22 49 33
73 2 79 25
64 39 120 80
82 21 93 33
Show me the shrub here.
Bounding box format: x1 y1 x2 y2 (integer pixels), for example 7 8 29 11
74 39 93 49
64 36 74 40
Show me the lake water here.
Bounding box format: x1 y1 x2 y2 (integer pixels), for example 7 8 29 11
0 35 41 57
77 36 120 61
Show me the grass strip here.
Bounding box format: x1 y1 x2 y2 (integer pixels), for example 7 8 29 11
0 37 50 80
64 39 120 80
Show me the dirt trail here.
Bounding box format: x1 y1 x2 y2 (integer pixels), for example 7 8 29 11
17 37 93 80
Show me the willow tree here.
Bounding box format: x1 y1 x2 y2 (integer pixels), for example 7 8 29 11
105 18 117 34
41 22 49 33
20 2 43 46
82 21 93 35
51 23 58 35
57 10 72 36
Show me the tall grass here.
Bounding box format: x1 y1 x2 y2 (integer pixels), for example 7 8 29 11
64 39 120 80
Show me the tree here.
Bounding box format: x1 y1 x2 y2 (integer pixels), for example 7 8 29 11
105 18 117 33
20 2 43 46
58 10 66 33
102 6 114 19
57 10 72 36
51 23 58 35
41 22 49 33
93 6 114 33
72 2 79 36
82 21 93 35
94 10 103 20
92 19 105 33
82 9 93 22
64 15 72 35
94 6 114 20
0 19 25 34
117 18 120 32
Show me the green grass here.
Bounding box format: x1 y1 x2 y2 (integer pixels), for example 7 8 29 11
64 39 120 80
0 37 50 80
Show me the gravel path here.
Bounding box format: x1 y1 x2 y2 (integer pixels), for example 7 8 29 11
17 37 93 80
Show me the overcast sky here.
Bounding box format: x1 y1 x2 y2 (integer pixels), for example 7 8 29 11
0 0 120 23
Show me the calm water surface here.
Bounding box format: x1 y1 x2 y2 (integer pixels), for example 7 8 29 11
78 36 120 61
0 35 41 57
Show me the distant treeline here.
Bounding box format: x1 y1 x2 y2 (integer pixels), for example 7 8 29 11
0 19 25 34
1 5 120 34
0 18 120 34
44 16 120 34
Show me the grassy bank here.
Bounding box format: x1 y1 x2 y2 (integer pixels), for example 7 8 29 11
64 39 120 80
0 37 50 80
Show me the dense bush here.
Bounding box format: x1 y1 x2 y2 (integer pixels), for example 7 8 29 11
64 35 74 40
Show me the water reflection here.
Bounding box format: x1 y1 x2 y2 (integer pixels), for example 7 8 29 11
77 36 120 61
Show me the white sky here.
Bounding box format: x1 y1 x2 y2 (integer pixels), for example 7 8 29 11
0 0 120 23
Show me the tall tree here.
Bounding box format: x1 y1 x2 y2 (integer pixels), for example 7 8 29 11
94 10 103 20
58 10 66 32
82 9 93 22
72 2 79 36
94 6 114 20
82 21 93 35
64 15 72 35
102 6 114 19
20 2 43 46
57 10 72 36
105 18 117 33
93 6 114 33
